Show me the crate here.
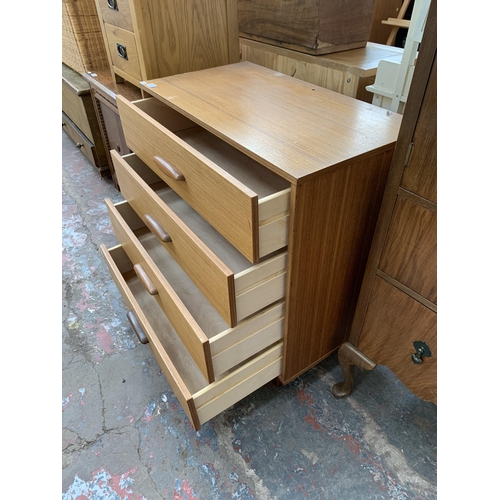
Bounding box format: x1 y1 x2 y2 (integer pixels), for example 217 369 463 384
238 0 376 55
62 0 109 74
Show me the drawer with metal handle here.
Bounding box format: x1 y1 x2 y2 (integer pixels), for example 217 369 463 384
104 24 141 84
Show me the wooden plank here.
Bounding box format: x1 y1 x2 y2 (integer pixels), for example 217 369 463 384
258 189 290 222
117 94 261 262
111 151 238 326
144 62 402 183
210 302 285 356
281 149 394 383
358 276 437 403
235 270 287 321
258 215 289 258
382 18 411 28
105 198 215 383
211 317 284 376
234 253 287 294
193 343 283 423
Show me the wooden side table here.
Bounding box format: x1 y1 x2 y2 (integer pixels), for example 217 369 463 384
240 38 403 103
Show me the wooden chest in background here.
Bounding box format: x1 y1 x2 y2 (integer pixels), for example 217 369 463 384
62 64 109 175
62 0 109 74
238 0 376 55
94 0 240 86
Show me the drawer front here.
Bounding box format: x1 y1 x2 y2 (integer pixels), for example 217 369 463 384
104 24 142 82
358 276 437 403
106 196 286 382
111 149 237 326
101 242 284 430
105 197 215 382
62 112 97 168
112 151 288 327
116 95 261 262
97 0 134 32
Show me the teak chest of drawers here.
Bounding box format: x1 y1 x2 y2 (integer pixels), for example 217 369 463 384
101 62 401 430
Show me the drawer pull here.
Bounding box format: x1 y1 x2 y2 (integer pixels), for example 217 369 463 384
144 213 172 243
126 311 149 344
116 43 128 60
153 156 185 181
133 264 158 295
107 0 118 10
411 341 432 364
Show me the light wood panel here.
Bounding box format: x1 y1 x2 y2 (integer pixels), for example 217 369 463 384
96 0 133 31
358 276 437 403
379 196 437 304
240 39 404 102
281 149 394 382
104 24 141 81
144 62 402 183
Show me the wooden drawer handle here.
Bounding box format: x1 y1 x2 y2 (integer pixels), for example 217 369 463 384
144 213 172 242
153 156 185 181
133 264 158 295
126 311 149 344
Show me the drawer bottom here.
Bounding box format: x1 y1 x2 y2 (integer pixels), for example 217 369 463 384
101 243 283 430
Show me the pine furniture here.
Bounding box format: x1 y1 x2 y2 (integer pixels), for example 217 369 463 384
93 0 239 87
101 62 401 429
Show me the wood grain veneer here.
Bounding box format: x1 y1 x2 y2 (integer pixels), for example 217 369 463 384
143 62 402 183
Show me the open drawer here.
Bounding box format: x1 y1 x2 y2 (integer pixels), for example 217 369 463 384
103 198 285 383
111 151 288 327
101 243 283 430
116 95 291 263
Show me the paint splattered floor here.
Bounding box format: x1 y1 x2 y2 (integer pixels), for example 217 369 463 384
62 131 437 500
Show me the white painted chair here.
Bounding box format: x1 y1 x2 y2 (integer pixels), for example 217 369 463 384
366 0 431 114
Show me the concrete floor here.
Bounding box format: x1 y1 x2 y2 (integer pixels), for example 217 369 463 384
62 130 437 500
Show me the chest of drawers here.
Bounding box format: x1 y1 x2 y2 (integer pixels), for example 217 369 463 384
101 62 401 430
94 0 239 87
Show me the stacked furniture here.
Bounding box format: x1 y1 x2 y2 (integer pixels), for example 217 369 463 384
62 64 109 175
333 0 437 404
238 0 376 55
62 0 109 74
83 69 142 189
93 0 239 87
240 38 403 103
100 62 401 429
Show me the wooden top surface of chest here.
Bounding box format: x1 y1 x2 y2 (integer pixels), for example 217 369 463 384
143 62 402 183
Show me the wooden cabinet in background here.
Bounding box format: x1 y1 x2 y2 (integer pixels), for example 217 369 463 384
83 69 142 189
94 0 239 87
333 0 437 404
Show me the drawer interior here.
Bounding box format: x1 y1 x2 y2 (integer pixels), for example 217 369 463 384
114 201 285 376
133 98 290 200
106 244 284 427
117 153 288 322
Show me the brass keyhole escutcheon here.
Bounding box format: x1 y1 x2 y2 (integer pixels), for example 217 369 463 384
411 341 432 364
